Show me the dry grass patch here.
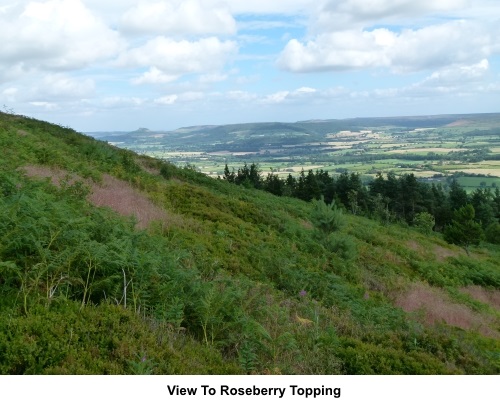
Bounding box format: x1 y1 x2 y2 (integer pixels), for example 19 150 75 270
22 165 82 186
395 282 498 338
406 240 422 253
386 148 461 154
445 120 472 127
461 286 500 311
434 245 459 262
23 165 169 229
448 168 500 176
408 239 460 262
136 157 160 175
300 220 314 230
384 250 404 266
89 174 168 229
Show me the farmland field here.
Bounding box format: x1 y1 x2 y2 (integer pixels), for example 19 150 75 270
88 113 500 190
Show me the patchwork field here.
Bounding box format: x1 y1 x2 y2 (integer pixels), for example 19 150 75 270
88 113 500 190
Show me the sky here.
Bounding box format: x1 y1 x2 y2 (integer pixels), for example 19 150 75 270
1 0 499 131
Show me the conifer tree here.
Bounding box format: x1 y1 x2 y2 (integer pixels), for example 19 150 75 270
444 204 484 255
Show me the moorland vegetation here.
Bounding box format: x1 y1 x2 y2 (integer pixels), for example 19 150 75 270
0 112 499 374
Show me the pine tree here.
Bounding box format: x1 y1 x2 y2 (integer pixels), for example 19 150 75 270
444 204 484 255
223 164 235 183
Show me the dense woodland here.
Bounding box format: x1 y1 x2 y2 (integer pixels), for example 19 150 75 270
0 112 499 374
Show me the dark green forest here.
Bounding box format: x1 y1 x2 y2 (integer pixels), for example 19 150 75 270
0 112 499 374
223 163 500 243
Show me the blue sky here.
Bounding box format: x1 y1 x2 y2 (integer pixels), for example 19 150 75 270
1 0 499 131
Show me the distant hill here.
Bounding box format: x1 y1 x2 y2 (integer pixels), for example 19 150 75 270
86 112 500 152
1 111 499 374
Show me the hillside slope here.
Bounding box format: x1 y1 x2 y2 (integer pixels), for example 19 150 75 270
0 112 499 374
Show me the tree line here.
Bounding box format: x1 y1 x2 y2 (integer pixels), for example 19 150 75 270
222 163 500 248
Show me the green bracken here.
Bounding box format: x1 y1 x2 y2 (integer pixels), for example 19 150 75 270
0 112 499 375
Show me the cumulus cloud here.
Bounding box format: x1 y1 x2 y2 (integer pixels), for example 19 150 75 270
278 20 496 73
118 36 238 83
132 67 179 85
120 0 236 35
100 97 145 108
400 60 492 98
0 73 95 106
1 87 19 103
153 91 206 105
178 91 204 101
317 0 469 29
29 101 58 110
261 87 318 104
155 95 178 105
421 59 490 85
277 0 500 76
37 74 96 100
0 0 123 72
342 60 493 102
198 73 228 83
226 90 258 102
225 0 315 15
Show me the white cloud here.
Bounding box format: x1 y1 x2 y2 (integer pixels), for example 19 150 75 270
348 60 494 101
278 20 496 73
261 87 317 104
262 91 290 104
0 0 123 72
318 0 469 28
424 59 490 85
277 30 392 72
30 101 58 110
37 74 96 100
238 19 301 31
0 73 94 106
1 87 18 103
387 21 495 73
2 87 18 96
178 91 204 101
101 97 145 108
224 0 315 15
120 0 236 35
198 73 228 83
118 36 238 81
154 95 179 105
226 90 257 102
397 60 492 98
132 67 179 85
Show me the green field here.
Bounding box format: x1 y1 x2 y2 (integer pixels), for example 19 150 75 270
88 113 500 190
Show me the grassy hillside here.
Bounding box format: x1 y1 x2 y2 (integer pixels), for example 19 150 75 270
1 112 499 374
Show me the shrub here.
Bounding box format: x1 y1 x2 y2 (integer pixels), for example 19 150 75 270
413 212 435 235
485 222 500 245
326 233 358 262
311 197 345 234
